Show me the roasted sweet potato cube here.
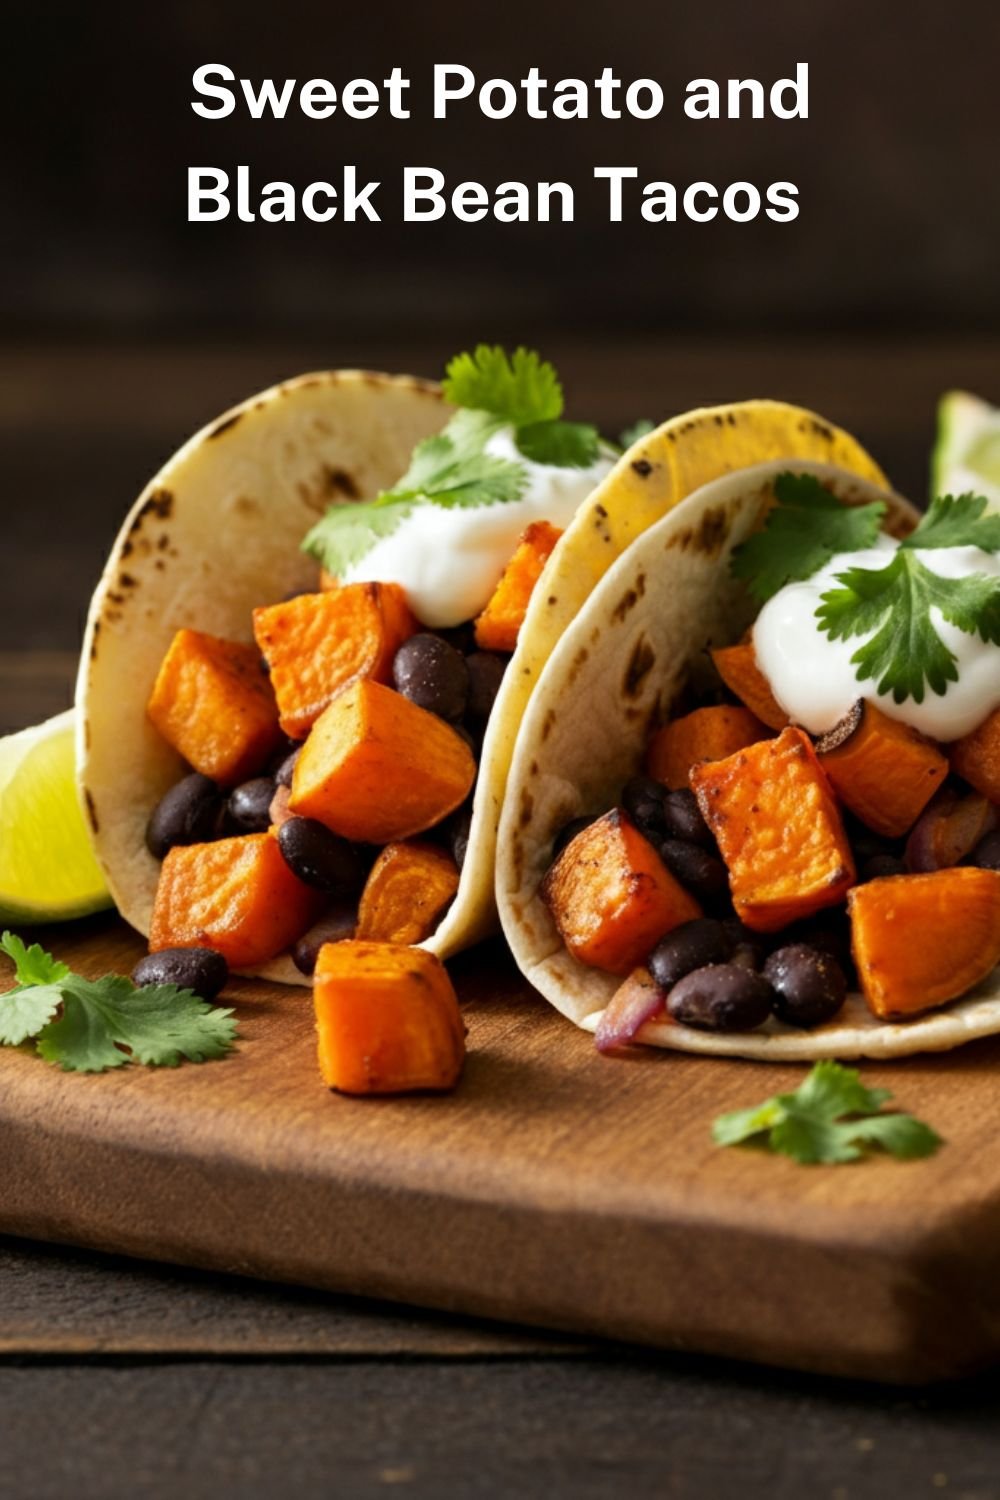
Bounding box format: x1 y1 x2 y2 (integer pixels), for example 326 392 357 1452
253 582 417 740
849 868 1000 1019
313 940 466 1094
691 727 855 932
474 521 563 653
951 707 1000 804
646 705 768 791
816 700 947 838
541 809 702 976
710 642 789 732
289 679 476 844
357 841 461 945
149 832 324 968
146 628 282 785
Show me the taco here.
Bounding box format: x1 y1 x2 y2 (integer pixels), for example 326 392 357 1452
498 453 1000 1060
76 351 892 991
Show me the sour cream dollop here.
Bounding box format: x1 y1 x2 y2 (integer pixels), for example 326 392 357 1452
753 540 1000 742
341 428 615 628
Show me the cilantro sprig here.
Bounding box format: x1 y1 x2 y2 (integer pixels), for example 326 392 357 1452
303 346 602 576
817 493 1000 704
713 1061 942 1165
731 472 887 603
0 932 237 1073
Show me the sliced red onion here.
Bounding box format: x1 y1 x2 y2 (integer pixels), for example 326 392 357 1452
595 968 667 1053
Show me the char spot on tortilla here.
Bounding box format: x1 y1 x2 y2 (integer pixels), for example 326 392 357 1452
519 789 534 829
89 620 101 660
207 411 243 440
130 489 173 534
665 504 733 558
566 646 589 687
118 572 136 590
84 787 99 834
232 496 260 517
547 595 557 607
324 465 360 499
631 458 653 478
121 540 133 558
529 760 539 778
612 587 639 623
541 709 556 741
623 635 656 698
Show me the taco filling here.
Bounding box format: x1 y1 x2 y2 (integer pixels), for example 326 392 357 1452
138 350 615 980
500 456 1000 1060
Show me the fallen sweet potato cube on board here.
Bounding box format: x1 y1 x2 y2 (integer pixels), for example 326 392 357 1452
474 521 563 653
817 700 947 838
357 841 461 945
849 868 1000 1019
541 809 702 976
147 628 282 785
951 707 1000 804
646 705 768 791
290 679 476 844
710 642 789 732
691 727 855 932
150 832 324 968
313 940 466 1094
253 582 416 740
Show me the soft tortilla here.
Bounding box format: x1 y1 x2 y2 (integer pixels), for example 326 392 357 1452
76 383 888 986
497 458 1000 1060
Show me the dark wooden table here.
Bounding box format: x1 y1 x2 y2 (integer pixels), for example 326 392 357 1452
4 342 1000 1498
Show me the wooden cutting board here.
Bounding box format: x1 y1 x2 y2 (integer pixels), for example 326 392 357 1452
3 917 1000 1385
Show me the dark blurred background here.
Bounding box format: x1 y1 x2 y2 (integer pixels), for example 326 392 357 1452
3 0 1000 681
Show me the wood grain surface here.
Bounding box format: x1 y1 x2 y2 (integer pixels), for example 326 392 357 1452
4 916 1000 1384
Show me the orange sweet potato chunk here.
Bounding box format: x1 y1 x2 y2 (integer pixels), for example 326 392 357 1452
710 642 789 732
541 809 702 976
951 707 1000 804
474 521 563 653
290 679 476 844
816 700 947 838
149 832 324 968
691 726 855 932
147 628 282 785
313 940 466 1094
646 705 768 790
253 582 417 740
849 868 1000 1019
356 841 461 945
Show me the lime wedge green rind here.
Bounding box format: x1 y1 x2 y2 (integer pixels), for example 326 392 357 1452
933 390 1000 507
0 710 112 925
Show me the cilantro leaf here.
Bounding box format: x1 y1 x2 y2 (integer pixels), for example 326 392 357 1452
902 492 1000 552
731 472 887 602
618 418 656 449
0 933 237 1073
516 419 600 468
443 345 563 424
302 498 416 573
713 1060 942 1165
1 930 69 986
817 548 1000 703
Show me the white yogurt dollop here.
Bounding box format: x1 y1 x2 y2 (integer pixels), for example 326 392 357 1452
341 428 615 628
753 540 1000 742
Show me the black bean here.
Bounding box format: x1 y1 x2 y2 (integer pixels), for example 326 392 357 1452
445 805 474 871
277 818 365 895
662 788 714 847
659 839 729 903
274 747 301 788
552 815 597 861
465 652 507 727
648 918 734 990
146 773 222 860
622 775 667 845
228 777 277 833
132 947 228 1001
764 943 847 1029
783 913 855 978
392 633 470 723
970 831 1000 872
292 902 359 976
861 853 907 882
721 917 768 969
437 621 478 656
667 964 774 1032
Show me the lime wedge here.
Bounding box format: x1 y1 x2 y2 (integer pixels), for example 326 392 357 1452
933 391 1000 507
0 710 111 924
